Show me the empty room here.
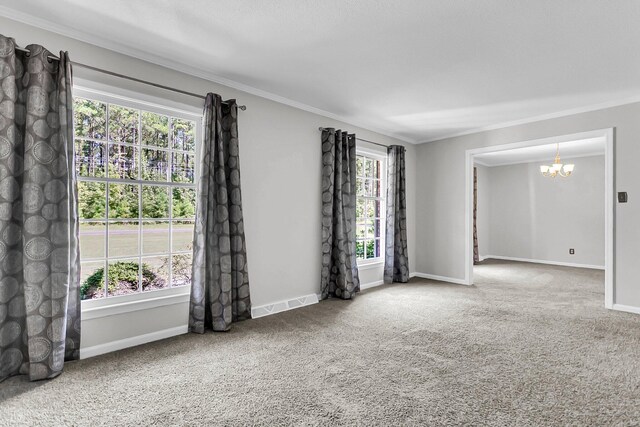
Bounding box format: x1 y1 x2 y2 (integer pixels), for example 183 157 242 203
1 1 639 426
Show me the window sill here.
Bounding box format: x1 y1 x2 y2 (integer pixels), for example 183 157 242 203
81 287 191 320
357 260 384 270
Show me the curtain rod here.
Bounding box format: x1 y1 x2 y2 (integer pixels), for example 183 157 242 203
13 46 247 111
318 127 389 148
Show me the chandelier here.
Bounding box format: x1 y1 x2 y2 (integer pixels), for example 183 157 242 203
540 144 574 178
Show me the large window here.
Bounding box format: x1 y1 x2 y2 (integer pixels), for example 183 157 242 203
355 152 385 263
74 96 198 300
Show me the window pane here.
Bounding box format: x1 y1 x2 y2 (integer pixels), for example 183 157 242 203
142 221 169 255
107 259 140 296
172 220 194 252
108 221 139 258
366 200 376 219
356 198 365 220
74 98 106 140
373 239 381 258
75 139 107 177
356 156 364 176
141 185 169 218
172 188 196 219
172 152 195 183
142 256 169 292
171 253 192 287
365 222 375 238
141 111 169 148
108 184 139 218
356 241 364 259
366 240 376 259
108 144 139 180
364 178 375 197
374 219 381 238
80 221 105 260
356 178 364 197
142 149 169 181
78 181 106 219
80 261 105 300
365 158 373 177
356 225 366 239
108 105 139 144
172 118 195 151
373 179 381 197
373 160 380 179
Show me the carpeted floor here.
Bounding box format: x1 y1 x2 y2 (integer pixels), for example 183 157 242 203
1 260 639 426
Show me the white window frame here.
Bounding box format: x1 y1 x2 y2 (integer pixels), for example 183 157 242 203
355 148 387 267
74 84 202 314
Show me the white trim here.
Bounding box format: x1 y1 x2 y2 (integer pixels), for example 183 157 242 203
0 6 415 144
251 293 319 319
420 96 640 144
359 272 420 289
356 146 388 158
412 272 469 286
604 128 615 308
74 81 203 119
474 152 605 168
612 304 640 315
465 128 615 308
360 280 385 290
80 325 187 359
82 290 190 320
482 255 604 270
357 261 384 270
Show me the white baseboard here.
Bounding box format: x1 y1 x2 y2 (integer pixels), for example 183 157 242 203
251 293 319 319
482 255 604 270
412 272 469 286
360 280 384 290
81 325 187 359
612 304 640 315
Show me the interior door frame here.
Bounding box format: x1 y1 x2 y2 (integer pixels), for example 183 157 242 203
464 128 615 309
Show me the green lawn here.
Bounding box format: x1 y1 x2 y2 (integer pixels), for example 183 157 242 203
79 222 194 285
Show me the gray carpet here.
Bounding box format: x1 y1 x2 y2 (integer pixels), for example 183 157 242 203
1 260 639 426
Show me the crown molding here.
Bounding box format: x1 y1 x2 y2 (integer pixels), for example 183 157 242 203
0 5 416 144
4 6 640 147
419 94 640 144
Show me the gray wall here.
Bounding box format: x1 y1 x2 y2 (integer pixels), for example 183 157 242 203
0 16 417 351
476 156 605 267
416 102 640 309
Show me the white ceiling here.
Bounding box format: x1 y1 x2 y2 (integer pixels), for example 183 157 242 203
2 1 640 143
474 137 605 167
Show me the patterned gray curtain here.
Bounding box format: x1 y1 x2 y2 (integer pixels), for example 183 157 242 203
0 35 81 382
189 93 251 333
473 166 479 264
320 129 359 299
383 145 409 283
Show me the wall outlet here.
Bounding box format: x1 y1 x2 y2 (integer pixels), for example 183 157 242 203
618 192 628 203
569 248 575 255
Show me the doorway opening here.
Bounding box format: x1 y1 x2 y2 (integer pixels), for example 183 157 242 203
465 129 614 309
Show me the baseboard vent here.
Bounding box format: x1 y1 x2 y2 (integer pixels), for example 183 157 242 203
251 293 319 319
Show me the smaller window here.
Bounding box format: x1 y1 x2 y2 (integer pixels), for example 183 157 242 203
355 153 385 263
